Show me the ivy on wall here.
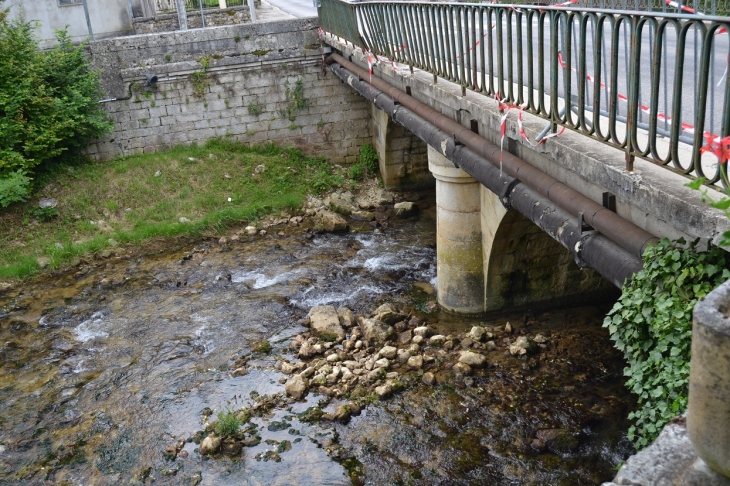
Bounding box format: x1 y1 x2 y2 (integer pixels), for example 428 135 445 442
604 238 730 449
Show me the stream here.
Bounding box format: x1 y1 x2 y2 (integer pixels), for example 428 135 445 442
0 192 633 485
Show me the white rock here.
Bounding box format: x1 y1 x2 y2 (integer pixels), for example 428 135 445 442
458 350 487 368
413 326 431 337
379 346 398 360
429 335 447 346
467 326 486 342
375 358 390 368
407 355 423 369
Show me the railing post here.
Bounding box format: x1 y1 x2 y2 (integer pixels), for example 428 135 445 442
175 0 188 30
249 0 257 23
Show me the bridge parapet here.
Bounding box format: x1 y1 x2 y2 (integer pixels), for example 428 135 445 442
328 36 730 248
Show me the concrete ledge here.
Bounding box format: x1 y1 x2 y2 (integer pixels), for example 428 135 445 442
603 417 730 486
325 36 730 247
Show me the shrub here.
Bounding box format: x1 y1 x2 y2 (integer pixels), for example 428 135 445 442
604 238 730 449
0 4 112 205
0 170 31 207
348 144 379 181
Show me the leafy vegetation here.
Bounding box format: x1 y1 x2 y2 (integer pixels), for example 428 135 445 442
0 4 112 206
279 78 308 121
604 237 730 449
348 143 379 181
0 139 346 280
215 409 242 437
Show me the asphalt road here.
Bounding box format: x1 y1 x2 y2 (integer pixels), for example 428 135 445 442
265 0 317 18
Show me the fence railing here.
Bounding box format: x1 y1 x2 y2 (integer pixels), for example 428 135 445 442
319 0 730 187
154 0 246 14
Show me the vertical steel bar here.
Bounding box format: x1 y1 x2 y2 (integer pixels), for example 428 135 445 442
81 0 94 39
456 6 466 86
507 8 515 102
517 9 525 105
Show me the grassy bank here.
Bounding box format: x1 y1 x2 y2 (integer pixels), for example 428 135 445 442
0 139 347 280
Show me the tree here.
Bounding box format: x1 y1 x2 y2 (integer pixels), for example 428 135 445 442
0 2 112 207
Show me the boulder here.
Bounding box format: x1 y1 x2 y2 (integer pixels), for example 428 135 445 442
298 341 317 359
458 350 487 368
309 305 345 340
315 210 348 233
285 374 309 399
413 326 431 337
509 336 538 356
467 326 486 342
351 211 375 221
429 335 447 347
398 330 412 345
372 303 406 325
200 435 221 455
374 379 403 399
453 362 472 375
422 372 436 386
407 355 423 369
379 345 398 360
535 429 580 455
358 317 395 345
328 192 359 216
394 202 419 218
337 307 356 328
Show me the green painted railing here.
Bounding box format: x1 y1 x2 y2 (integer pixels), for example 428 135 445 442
319 0 730 186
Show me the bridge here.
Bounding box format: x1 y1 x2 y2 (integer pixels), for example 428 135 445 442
315 0 730 315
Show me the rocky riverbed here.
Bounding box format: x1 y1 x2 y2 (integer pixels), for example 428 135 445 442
0 186 634 485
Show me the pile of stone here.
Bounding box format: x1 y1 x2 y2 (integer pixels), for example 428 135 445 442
279 303 527 408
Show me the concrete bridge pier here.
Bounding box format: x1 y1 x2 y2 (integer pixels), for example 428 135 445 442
428 147 486 314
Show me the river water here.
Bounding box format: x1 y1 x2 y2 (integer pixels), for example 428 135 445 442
0 192 633 485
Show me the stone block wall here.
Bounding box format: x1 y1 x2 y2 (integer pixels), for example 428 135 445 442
85 19 371 165
371 107 431 190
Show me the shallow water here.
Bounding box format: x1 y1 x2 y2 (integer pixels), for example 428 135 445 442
0 194 632 485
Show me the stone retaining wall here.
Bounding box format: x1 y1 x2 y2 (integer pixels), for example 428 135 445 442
85 19 371 165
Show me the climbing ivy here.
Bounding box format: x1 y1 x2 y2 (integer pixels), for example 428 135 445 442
604 238 730 449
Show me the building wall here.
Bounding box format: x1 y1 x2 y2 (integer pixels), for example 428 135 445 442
4 0 137 48
85 19 372 165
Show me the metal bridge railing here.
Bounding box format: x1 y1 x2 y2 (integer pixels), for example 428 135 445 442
319 0 730 187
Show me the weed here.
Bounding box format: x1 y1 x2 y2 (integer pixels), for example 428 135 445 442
165 54 172 62
139 118 148 124
31 206 58 222
317 120 325 129
191 71 209 98
234 35 241 43
215 410 241 437
245 130 255 136
244 34 250 39
279 78 308 121
224 99 230 108
349 144 379 180
247 102 262 116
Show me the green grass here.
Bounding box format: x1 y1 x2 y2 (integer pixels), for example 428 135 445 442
0 139 344 280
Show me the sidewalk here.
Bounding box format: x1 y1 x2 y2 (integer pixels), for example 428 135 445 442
255 1 296 22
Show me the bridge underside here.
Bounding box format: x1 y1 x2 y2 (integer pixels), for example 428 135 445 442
356 68 618 313
326 37 727 314
428 146 616 313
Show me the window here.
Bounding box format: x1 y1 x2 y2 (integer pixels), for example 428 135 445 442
58 0 83 5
